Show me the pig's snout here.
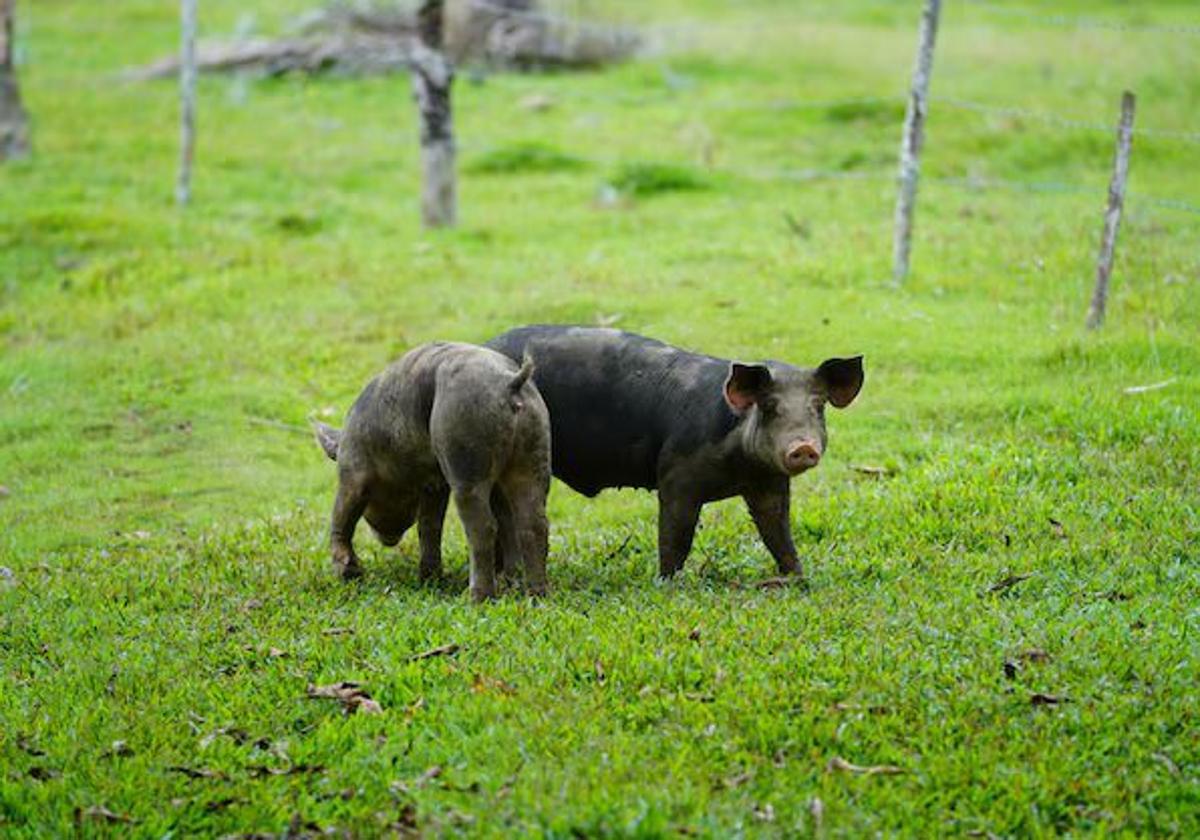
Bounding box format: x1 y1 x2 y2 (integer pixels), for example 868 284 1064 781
784 440 822 474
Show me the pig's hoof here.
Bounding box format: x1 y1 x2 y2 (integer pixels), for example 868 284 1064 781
335 560 364 581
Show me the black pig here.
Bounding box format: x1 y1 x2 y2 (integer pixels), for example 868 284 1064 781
487 326 862 579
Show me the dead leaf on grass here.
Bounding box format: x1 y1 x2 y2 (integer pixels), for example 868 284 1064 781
17 736 45 757
28 766 61 781
1048 518 1067 539
204 797 245 812
594 659 607 685
386 802 419 835
721 770 753 790
688 626 702 642
986 573 1032 594
1020 649 1051 664
470 673 516 696
306 681 384 715
322 627 354 636
832 702 891 715
409 643 459 661
247 763 324 778
102 740 134 758
756 576 801 590
75 805 135 824
1030 692 1070 706
168 765 227 780
391 765 444 797
1152 752 1180 777
851 464 891 477
810 796 824 830
826 756 905 776
753 803 776 823
199 726 252 749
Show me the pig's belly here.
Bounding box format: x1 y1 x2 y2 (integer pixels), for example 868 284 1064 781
550 428 659 496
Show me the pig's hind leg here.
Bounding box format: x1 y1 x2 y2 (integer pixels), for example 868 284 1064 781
417 486 449 582
450 483 499 602
500 473 550 597
490 488 522 583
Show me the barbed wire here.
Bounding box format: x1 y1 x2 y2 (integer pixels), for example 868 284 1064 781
466 0 1200 40
961 0 1200 37
931 97 1200 144
1132 195 1200 216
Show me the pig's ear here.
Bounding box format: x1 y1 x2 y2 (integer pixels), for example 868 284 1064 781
724 363 773 414
816 356 864 408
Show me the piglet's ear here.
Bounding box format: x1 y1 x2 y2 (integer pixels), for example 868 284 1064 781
724 363 773 415
816 355 864 408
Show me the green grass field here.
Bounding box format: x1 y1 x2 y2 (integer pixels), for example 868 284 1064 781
2 0 1199 835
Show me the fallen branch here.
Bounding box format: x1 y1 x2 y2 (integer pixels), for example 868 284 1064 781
826 756 905 776
409 642 459 661
1122 378 1175 395
126 2 640 80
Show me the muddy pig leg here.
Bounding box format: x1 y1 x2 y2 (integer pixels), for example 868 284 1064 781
330 478 367 580
500 475 549 597
490 488 522 582
417 486 449 582
452 483 499 602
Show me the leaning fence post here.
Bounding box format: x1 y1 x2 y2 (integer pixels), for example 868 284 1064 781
176 0 197 206
892 0 941 285
1086 91 1136 330
410 0 456 228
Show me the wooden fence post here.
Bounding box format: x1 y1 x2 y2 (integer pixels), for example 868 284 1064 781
892 0 941 285
410 0 456 228
0 0 31 161
1086 91 1136 330
177 0 197 206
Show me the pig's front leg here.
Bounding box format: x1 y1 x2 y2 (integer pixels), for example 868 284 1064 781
417 486 449 582
330 479 368 580
657 490 702 578
744 483 801 576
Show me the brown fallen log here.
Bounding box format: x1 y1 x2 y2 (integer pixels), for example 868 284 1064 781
124 34 414 81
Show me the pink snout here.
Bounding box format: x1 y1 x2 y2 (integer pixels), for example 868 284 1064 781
784 440 822 473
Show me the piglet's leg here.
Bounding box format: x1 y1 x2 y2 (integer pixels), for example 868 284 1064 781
744 484 801 576
330 480 367 581
453 484 499 603
501 476 549 597
657 492 702 578
417 487 449 582
490 488 521 582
